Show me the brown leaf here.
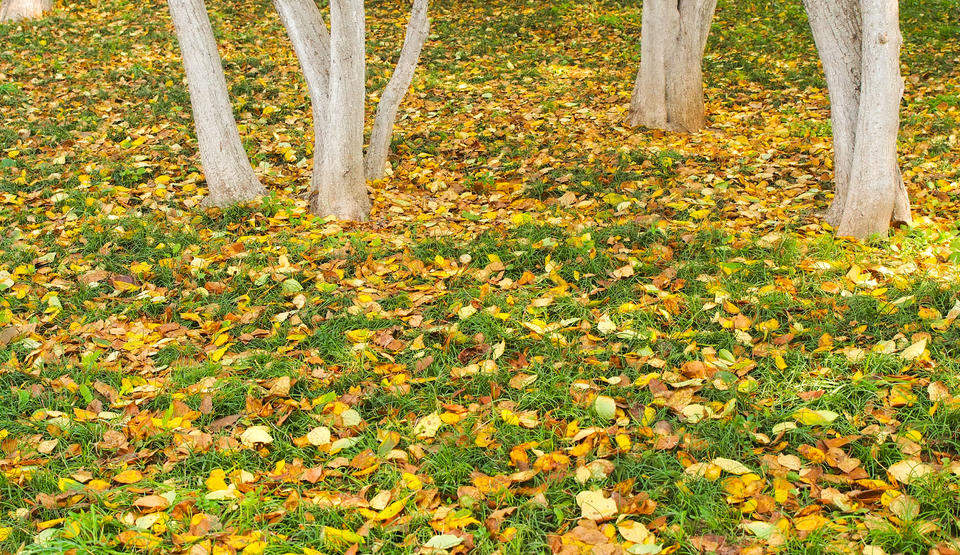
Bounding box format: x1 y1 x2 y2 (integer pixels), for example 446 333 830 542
209 414 241 432
134 495 169 513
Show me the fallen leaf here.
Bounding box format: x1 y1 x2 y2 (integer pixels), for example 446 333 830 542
711 457 752 475
594 395 617 421
900 338 927 361
113 469 144 484
575 489 618 520
793 408 839 426
618 520 651 543
133 495 170 513
413 412 443 439
423 534 464 549
307 426 331 446
888 460 934 484
240 426 274 448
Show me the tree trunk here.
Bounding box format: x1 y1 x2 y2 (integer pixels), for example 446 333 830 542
310 0 370 221
167 0 265 207
273 0 330 198
275 0 428 221
804 0 910 238
365 0 429 181
0 0 50 22
628 0 717 133
803 0 861 225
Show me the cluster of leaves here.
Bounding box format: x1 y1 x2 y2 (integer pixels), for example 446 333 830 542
1 0 959 553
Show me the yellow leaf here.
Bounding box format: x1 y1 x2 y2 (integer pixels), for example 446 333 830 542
324 527 365 545
794 408 838 426
87 479 111 492
773 477 791 503
918 307 940 320
757 318 780 332
596 313 617 334
617 520 650 543
640 405 657 426
345 329 371 343
900 339 927 361
113 469 144 484
38 518 65 530
889 493 920 521
242 541 267 555
575 489 618 521
711 457 752 475
306 426 331 446
401 472 422 490
440 411 462 425
774 354 787 370
208 343 233 362
413 412 443 438
685 462 722 481
130 261 152 274
374 499 406 521
500 409 521 426
887 460 934 485
206 468 229 491
794 514 829 532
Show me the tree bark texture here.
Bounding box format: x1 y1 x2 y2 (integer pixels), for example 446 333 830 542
168 0 265 206
312 0 370 220
628 0 717 133
0 0 51 22
804 0 910 238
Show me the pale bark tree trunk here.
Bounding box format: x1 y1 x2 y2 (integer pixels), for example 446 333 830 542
628 0 717 133
0 0 50 22
167 0 265 207
365 0 429 181
804 0 861 226
275 0 429 221
804 0 911 238
314 0 370 220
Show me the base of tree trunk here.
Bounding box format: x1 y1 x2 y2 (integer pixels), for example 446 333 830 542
822 199 844 229
310 194 371 222
0 0 51 21
627 104 705 134
200 183 267 208
169 0 265 209
806 0 910 240
628 0 716 134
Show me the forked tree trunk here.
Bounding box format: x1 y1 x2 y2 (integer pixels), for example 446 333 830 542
804 0 910 238
168 0 265 207
0 0 50 22
275 0 429 221
628 0 717 133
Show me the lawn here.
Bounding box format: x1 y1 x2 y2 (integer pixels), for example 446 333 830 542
1 0 960 553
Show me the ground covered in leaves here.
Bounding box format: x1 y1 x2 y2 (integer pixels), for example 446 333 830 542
2 0 960 553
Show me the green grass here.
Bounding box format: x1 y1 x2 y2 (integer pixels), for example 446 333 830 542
0 0 959 552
